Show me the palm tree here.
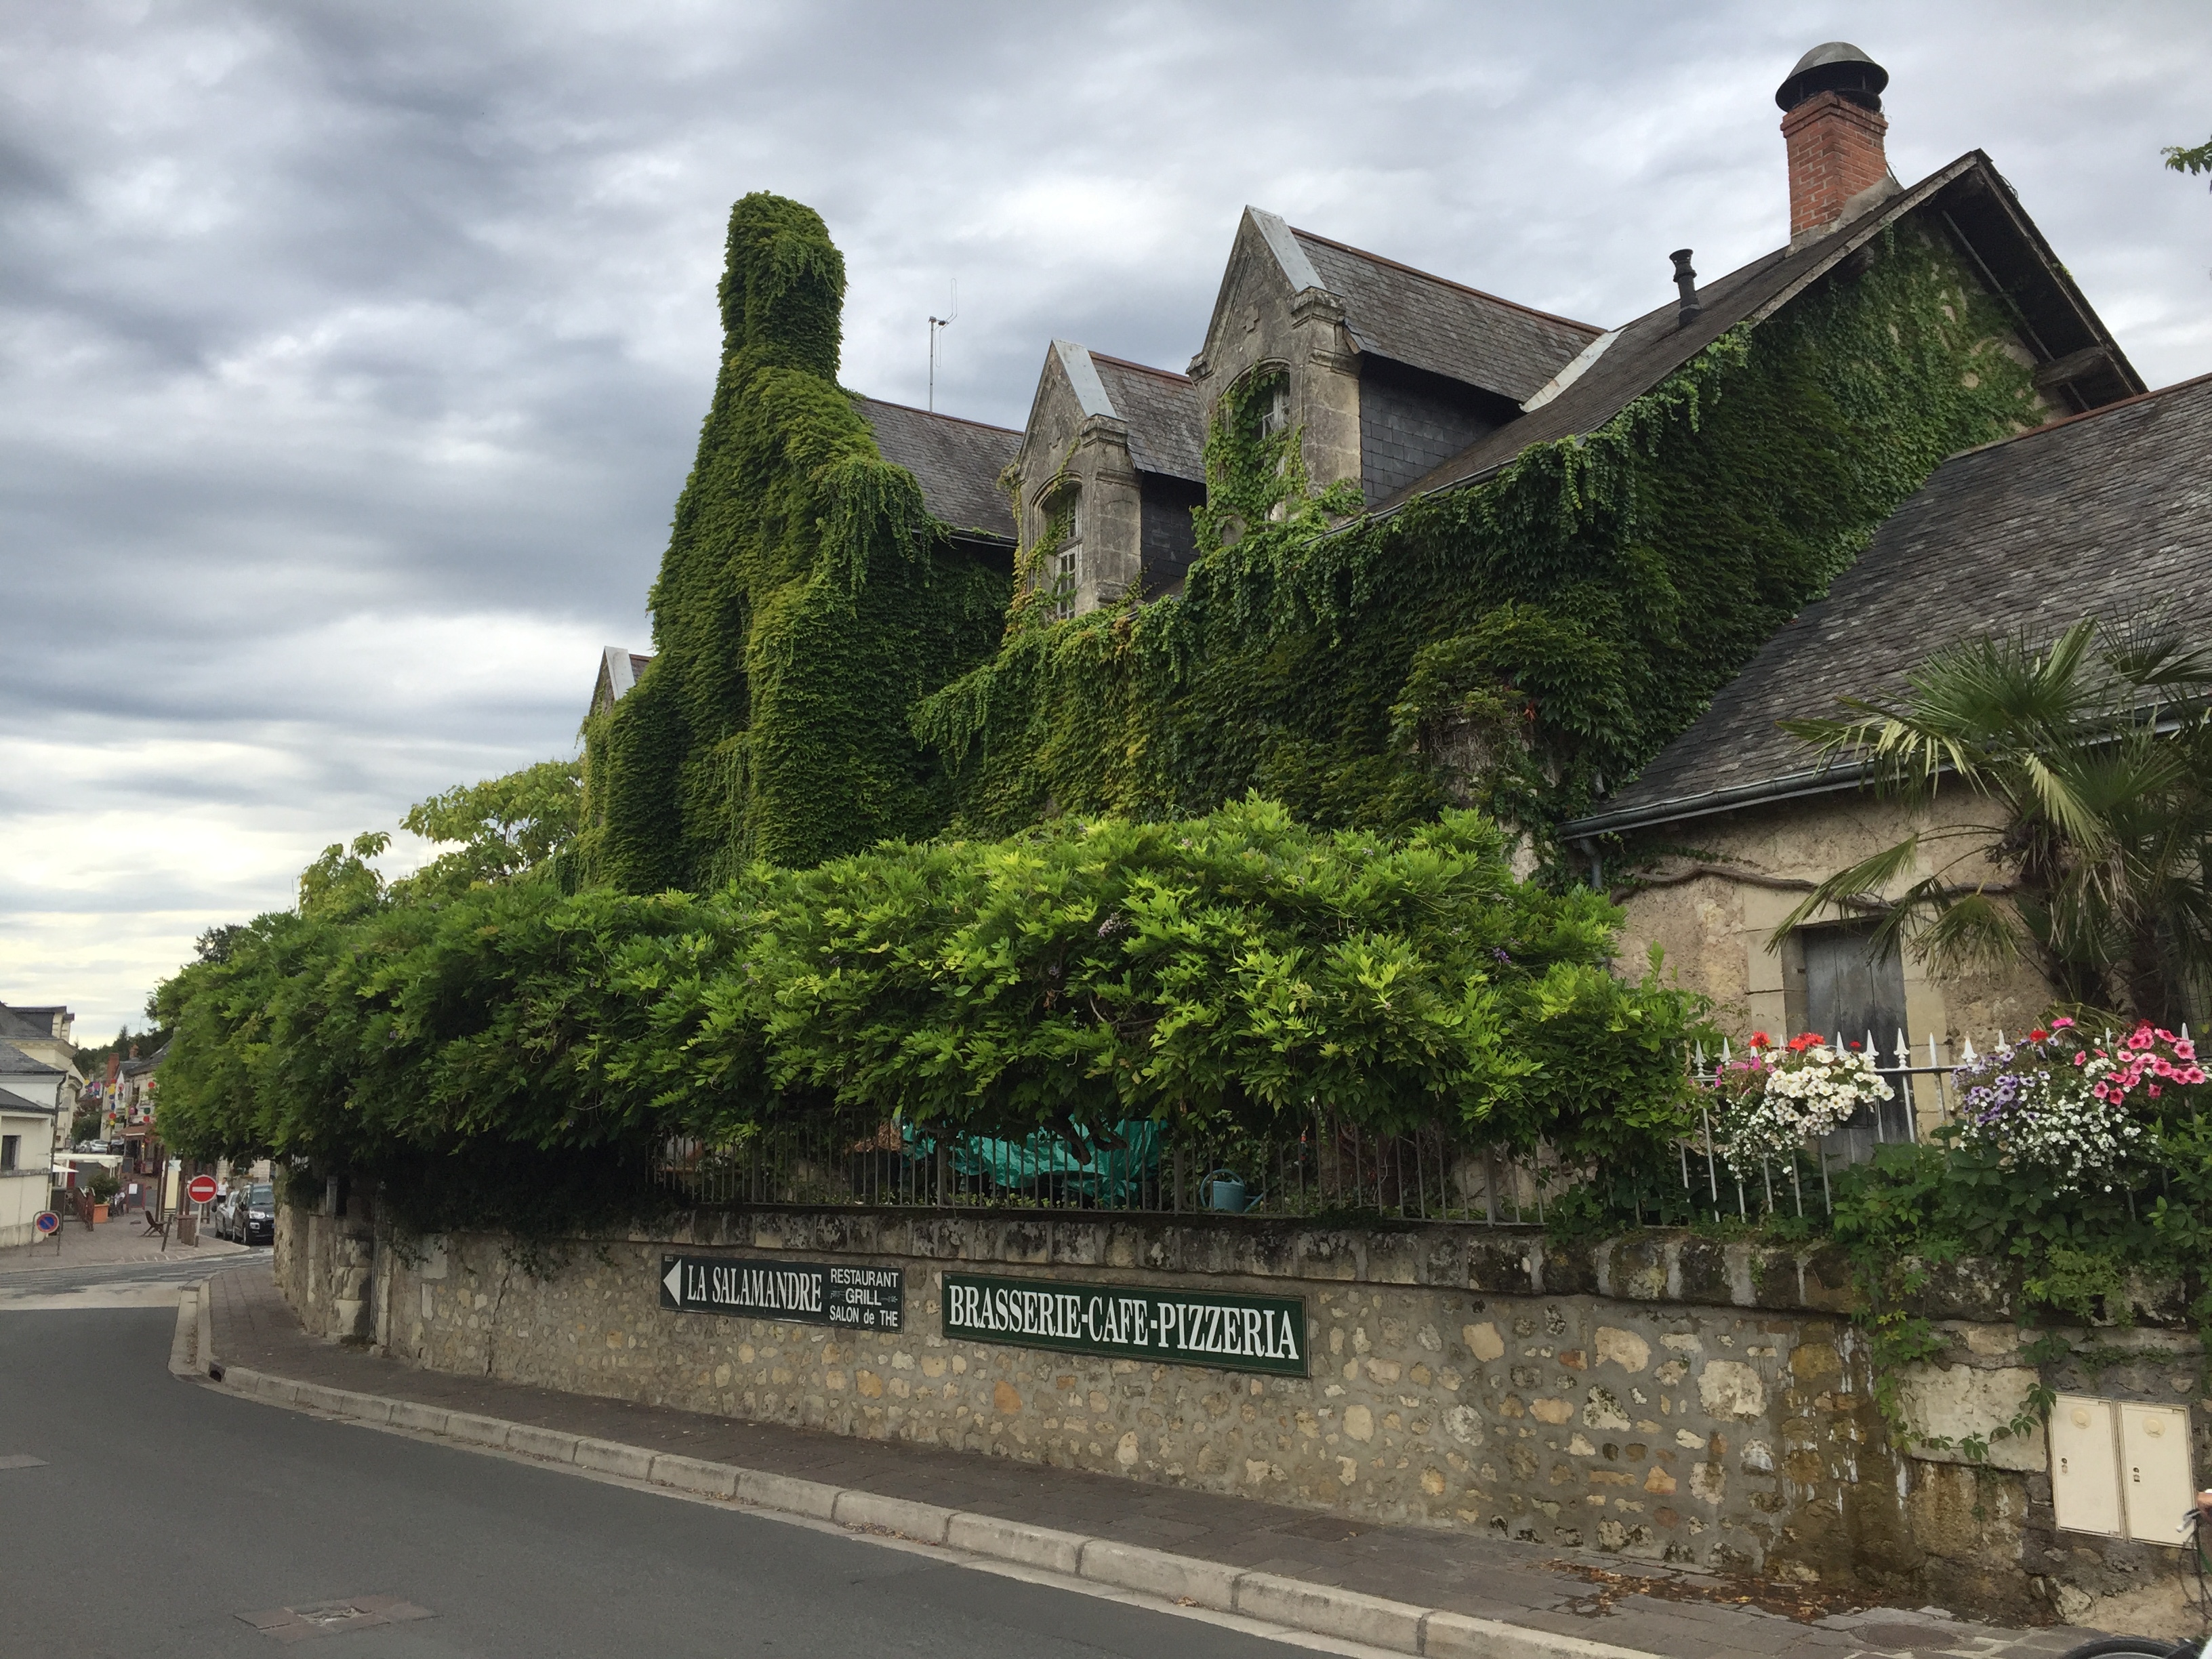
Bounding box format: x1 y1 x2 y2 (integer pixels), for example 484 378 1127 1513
1769 616 2212 1028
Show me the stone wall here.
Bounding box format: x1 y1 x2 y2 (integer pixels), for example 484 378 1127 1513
1609 791 2056 1059
276 1207 2207 1631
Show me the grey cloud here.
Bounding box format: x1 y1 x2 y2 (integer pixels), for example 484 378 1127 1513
3 0 2209 1036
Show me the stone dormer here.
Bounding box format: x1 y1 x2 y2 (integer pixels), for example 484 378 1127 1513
1189 207 1603 508
1011 342 1206 616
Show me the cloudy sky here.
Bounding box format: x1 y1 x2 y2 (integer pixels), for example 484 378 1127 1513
2 0 2207 1041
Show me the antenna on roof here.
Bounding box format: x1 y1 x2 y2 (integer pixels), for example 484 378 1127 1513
928 280 958 413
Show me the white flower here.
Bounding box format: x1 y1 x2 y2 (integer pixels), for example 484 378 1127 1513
1715 1044 1894 1172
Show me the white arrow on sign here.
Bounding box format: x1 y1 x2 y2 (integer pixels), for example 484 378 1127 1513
663 1258 684 1306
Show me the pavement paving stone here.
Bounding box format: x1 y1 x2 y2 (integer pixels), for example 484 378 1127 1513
204 1263 2103 1659
0 1216 253 1275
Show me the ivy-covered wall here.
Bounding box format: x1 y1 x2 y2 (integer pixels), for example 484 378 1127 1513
584 194 1010 890
916 226 2045 851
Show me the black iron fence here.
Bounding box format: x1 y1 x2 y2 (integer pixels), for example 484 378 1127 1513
653 1113 1591 1225
653 1025 2176 1226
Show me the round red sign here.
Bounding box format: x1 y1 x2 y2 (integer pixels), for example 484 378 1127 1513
186 1174 219 1205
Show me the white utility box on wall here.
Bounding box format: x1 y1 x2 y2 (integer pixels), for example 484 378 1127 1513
2050 1395 2122 1536
2051 1393 2194 1544
2120 1402 2196 1544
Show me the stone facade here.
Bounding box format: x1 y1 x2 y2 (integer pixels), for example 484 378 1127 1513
1010 342 1206 613
1189 209 1364 504
1608 790 2056 1078
276 1203 2207 1631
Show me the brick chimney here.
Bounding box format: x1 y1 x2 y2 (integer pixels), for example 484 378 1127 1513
1776 43 1896 249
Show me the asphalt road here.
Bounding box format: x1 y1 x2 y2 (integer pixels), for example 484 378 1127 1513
0 1250 267 1296
0 1305 1313 1657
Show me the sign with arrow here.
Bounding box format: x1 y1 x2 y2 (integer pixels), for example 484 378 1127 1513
659 1254 903 1332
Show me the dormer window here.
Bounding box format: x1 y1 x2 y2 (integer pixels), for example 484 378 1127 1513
1049 489 1082 621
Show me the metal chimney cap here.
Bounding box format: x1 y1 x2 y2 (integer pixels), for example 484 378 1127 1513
1775 41 1888 112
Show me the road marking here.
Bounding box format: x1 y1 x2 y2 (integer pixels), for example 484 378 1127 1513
0 1454 49 1469
0 1283 201 1311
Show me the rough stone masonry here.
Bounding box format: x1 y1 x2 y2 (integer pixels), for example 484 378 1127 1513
276 1202 2209 1631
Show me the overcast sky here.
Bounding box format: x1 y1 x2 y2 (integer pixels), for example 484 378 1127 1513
3 0 2207 1042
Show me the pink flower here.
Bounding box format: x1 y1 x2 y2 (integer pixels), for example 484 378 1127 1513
2186 1067 2208 1085
2177 1040 2196 1061
2155 1059 2177 1078
2129 1028 2156 1050
2074 1051 2088 1065
2093 1084 2111 1101
2150 1084 2163 1100
2053 1016 2076 1030
2157 1028 2177 1043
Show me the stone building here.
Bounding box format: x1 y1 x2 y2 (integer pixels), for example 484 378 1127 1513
1009 342 1206 614
1562 371 2212 1073
1008 42 2137 621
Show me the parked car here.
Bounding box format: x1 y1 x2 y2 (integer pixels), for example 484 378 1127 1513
232 1181 275 1246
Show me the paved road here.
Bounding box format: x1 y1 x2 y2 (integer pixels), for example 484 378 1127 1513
0 1249 268 1296
0 1305 1313 1656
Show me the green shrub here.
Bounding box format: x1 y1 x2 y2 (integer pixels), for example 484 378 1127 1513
152 798 1711 1227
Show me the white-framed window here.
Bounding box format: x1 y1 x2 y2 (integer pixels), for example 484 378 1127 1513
1258 379 1290 440
1050 490 1083 621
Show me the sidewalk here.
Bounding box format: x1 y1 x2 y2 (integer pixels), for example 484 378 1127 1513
0 1212 251 1275
205 1264 2090 1659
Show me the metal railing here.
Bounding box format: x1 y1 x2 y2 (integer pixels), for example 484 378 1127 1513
653 1025 2178 1227
1679 1023 2187 1223
654 1112 1595 1226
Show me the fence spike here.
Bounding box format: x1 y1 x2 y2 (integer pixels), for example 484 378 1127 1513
1962 1036 1978 1061
1895 1027 1910 1069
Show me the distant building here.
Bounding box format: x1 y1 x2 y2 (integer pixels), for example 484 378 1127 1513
86 1041 167 1192
0 1040 68 1246
0 1001 79 1102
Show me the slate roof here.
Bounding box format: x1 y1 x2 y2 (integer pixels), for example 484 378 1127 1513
0 1085 57 1118
1291 228 1601 406
0 1005 64 1044
0 1041 62 1078
1089 354 1207 483
1375 152 2144 514
1563 369 2212 839
855 397 1019 542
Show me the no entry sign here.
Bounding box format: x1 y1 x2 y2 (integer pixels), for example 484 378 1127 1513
186 1175 218 1205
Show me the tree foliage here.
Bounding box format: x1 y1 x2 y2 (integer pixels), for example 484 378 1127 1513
2163 136 2212 180
150 796 1709 1218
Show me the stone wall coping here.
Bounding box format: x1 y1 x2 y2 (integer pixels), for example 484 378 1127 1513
327 1201 2196 1328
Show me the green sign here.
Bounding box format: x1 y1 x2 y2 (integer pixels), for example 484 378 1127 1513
941 1272 1307 1377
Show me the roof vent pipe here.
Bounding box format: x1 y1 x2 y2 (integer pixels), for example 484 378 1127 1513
1671 249 1700 327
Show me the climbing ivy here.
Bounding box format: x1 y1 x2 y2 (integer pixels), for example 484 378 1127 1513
583 193 1010 890
917 225 2044 852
